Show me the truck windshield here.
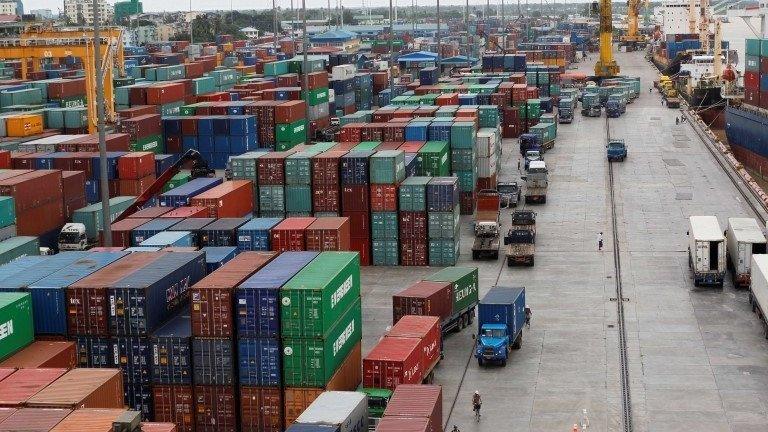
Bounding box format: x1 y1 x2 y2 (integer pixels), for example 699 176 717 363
482 329 505 338
59 232 81 243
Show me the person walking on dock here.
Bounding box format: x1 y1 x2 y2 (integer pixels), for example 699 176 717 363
472 391 482 420
598 232 604 251
676 117 680 125
525 305 532 328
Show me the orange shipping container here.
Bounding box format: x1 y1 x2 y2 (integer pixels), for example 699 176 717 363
50 408 126 432
7 114 44 137
26 369 124 409
0 341 76 369
189 180 253 218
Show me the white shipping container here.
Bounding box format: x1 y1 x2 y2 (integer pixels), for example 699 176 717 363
329 88 336 103
750 254 768 321
332 65 357 80
477 153 497 178
476 128 499 158
727 217 767 286
688 216 726 285
295 391 368 432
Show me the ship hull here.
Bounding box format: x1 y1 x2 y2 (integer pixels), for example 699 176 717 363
725 105 768 174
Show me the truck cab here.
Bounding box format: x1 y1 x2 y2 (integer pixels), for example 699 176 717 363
606 139 627 161
524 150 542 170
606 100 621 118
523 161 548 204
58 223 89 251
497 182 521 208
475 286 526 366
518 133 541 156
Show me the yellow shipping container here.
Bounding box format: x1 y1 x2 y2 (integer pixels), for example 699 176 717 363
6 114 43 137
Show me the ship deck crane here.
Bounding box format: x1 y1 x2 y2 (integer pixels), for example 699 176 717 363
593 0 620 78
619 0 647 50
0 25 124 133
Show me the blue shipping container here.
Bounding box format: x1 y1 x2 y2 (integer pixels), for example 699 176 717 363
140 231 195 248
124 382 153 420
200 217 250 247
92 152 127 180
236 251 319 338
132 218 184 245
74 335 113 367
201 246 238 273
238 337 281 386
159 178 223 207
151 312 192 385
112 335 152 384
109 252 206 336
192 337 235 385
340 151 374 185
426 177 460 212
237 218 282 252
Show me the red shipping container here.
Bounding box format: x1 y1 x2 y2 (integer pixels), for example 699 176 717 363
0 151 9 169
0 407 72 432
0 368 68 407
392 281 453 325
387 315 441 374
305 71 329 90
166 136 182 154
62 170 86 219
338 124 363 143
16 200 65 236
161 206 209 218
257 152 290 185
0 170 62 212
363 337 423 390
370 184 398 211
0 369 12 382
399 141 425 153
400 239 428 266
105 218 152 248
270 217 316 252
341 185 369 212
119 114 162 142
197 92 230 102
117 152 155 179
305 217 351 251
194 385 237 432
0 341 76 369
146 83 186 105
311 151 344 186
341 210 370 239
181 117 199 136
398 211 427 240
240 386 283 432
191 252 276 337
460 191 475 215
189 180 253 218
117 105 159 119
26 368 124 409
745 71 760 90
383 384 443 432
129 86 149 105
312 183 341 214
140 423 177 432
275 100 306 124
67 252 164 336
118 174 155 196
276 74 299 87
48 78 86 99
153 384 195 432
185 62 205 79
375 417 429 432
11 152 47 170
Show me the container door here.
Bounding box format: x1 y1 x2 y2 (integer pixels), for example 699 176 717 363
696 241 709 271
709 241 720 271
740 243 751 274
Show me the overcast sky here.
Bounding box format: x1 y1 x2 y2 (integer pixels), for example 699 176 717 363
31 0 594 15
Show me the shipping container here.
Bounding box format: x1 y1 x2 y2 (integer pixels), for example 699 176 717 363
0 368 67 407
191 252 276 337
26 368 124 409
240 386 282 432
237 252 319 338
424 267 479 319
48 408 127 432
199 218 250 247
386 315 441 374
237 218 281 251
0 408 72 432
392 281 453 325
374 417 429 432
193 385 236 432
151 313 192 385
192 338 235 385
382 385 442 432
270 217 316 252
363 337 422 390
189 181 253 218
306 217 351 252
294 391 367 432
726 217 766 287
0 293 33 361
72 197 135 241
238 337 280 387
132 219 184 245
152 385 194 432
159 178 223 207
0 341 76 369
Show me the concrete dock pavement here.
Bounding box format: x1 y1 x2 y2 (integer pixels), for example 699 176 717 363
360 48 768 432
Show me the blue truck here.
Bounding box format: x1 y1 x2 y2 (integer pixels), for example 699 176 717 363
475 286 526 366
606 139 627 162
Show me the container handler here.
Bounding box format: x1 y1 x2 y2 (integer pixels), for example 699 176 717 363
475 286 526 366
523 160 548 204
505 210 536 266
497 181 521 208
472 190 501 260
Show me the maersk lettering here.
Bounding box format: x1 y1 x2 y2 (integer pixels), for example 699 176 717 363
330 275 353 309
0 320 12 340
333 320 355 357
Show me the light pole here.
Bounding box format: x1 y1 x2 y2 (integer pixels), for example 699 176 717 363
93 0 110 246
302 0 308 111
389 0 394 95
273 0 278 51
436 0 441 73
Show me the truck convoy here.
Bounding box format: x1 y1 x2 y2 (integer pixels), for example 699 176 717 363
472 190 501 260
475 286 526 366
505 210 536 266
523 161 548 204
726 218 767 288
688 216 727 286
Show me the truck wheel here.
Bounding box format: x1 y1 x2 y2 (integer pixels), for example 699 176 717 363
478 358 484 366
512 333 522 350
541 197 547 204
529 257 535 267
507 257 513 267
472 251 478 260
492 251 499 260
501 359 507 366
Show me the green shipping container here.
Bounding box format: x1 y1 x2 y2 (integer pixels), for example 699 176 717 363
258 186 285 215
58 96 86 108
372 240 399 266
285 185 312 213
130 134 163 153
428 205 460 239
63 108 87 129
193 77 216 95
285 150 322 185
45 109 65 129
352 141 381 152
455 169 477 192
72 196 135 241
417 141 450 176
398 176 431 212
526 99 541 119
450 122 477 149
425 266 478 313
371 212 398 240
746 38 762 56
0 292 34 360
281 299 362 387
276 119 307 148
451 148 475 172
0 236 39 265
310 142 337 152
231 151 268 180
428 239 460 266
264 60 290 76
163 172 190 192
529 122 556 145
303 88 330 106
160 101 184 116
281 251 361 338
370 151 406 184
0 197 14 228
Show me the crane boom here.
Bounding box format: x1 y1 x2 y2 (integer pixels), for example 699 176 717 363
594 0 620 77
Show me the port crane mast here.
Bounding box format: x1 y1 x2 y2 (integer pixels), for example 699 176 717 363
593 0 620 78
619 0 647 50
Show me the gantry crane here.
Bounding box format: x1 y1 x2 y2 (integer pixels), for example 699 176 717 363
593 0 620 78
0 25 124 133
619 0 647 50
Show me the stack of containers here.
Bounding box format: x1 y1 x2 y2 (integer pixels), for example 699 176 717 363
151 313 195 432
159 178 223 207
744 38 767 108
275 101 307 151
476 128 501 190
305 71 331 136
312 150 346 216
0 170 65 239
340 150 374 266
236 252 318 432
117 152 156 196
450 121 478 215
118 114 163 153
189 180 254 218
270 217 316 252
427 177 460 266
398 176 431 266
258 151 291 217
191 252 276 432
370 151 406 266
236 217 282 251
330 72 355 117
230 151 267 213
285 149 320 216
280 252 362 425
354 74 373 111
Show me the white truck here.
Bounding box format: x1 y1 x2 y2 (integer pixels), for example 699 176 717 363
523 160 548 204
688 216 726 286
58 223 90 251
749 255 768 333
726 218 767 288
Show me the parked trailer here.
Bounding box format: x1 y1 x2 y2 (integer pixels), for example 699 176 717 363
291 391 368 432
750 255 768 335
688 216 726 286
726 218 767 288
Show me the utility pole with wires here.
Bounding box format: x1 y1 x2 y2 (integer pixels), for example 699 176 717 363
93 0 110 246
